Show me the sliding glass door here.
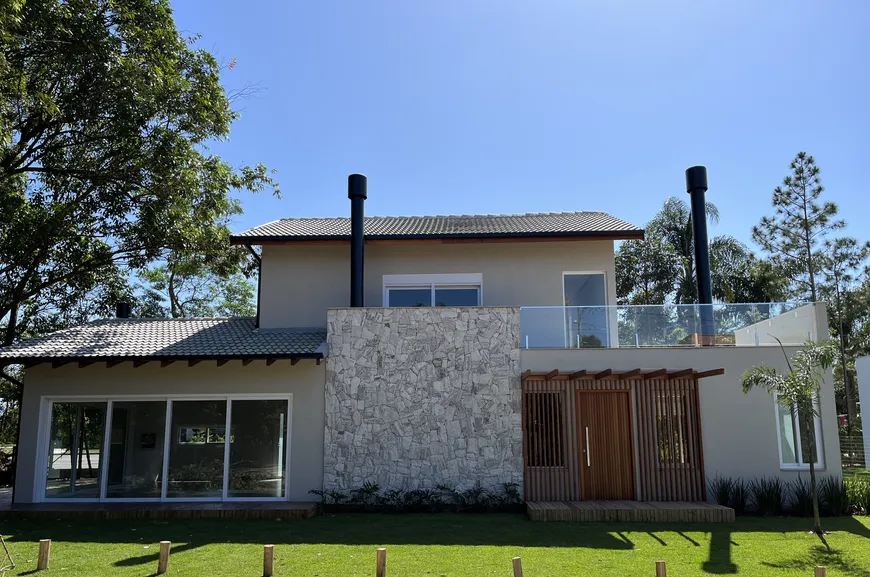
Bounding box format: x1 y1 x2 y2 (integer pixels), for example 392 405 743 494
228 400 288 498
563 272 608 348
166 400 228 499
106 401 167 499
41 396 291 502
45 402 107 498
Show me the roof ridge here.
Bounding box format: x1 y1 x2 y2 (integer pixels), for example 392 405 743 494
273 210 607 220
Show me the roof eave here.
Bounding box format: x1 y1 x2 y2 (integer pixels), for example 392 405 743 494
230 229 645 245
0 352 325 367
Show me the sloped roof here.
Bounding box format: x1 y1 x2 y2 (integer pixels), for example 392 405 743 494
231 211 643 243
0 318 326 364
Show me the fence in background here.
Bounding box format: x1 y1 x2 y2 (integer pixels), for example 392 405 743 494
841 435 866 469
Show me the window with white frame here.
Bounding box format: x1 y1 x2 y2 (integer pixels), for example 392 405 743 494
383 274 482 307
775 396 824 469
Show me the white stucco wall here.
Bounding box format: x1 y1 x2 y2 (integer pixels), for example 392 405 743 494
856 355 870 469
522 347 842 493
15 360 324 503
733 303 824 346
259 240 617 329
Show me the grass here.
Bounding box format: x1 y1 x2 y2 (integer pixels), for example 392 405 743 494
1 514 869 576
843 467 869 479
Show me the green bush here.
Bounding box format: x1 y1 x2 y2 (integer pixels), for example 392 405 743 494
730 478 750 515
788 477 813 517
310 481 524 513
846 475 870 515
819 476 848 516
708 475 734 507
750 477 785 516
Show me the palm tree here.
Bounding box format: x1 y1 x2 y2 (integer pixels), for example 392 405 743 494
740 340 836 550
648 197 719 304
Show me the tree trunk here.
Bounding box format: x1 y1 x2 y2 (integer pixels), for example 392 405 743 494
834 282 858 424
802 410 830 550
3 301 18 346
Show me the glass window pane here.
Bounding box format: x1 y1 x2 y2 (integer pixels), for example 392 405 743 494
228 400 288 498
777 402 798 465
167 401 226 498
106 401 167 499
387 288 432 307
45 402 107 499
434 288 479 306
564 274 608 348
564 274 606 307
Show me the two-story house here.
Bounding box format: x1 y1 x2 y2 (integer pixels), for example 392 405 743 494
0 174 840 518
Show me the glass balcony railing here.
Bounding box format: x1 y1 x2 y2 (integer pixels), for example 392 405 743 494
520 302 817 349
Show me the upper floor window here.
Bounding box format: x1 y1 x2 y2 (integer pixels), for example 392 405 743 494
383 274 482 307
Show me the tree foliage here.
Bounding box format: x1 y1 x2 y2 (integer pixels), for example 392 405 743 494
615 233 680 305
752 152 844 302
135 248 257 318
817 237 870 422
619 198 785 306
0 0 277 345
647 197 719 304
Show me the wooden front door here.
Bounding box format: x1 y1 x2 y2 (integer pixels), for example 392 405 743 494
577 391 636 500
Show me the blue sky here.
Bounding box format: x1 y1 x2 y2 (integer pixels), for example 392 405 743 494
171 0 868 249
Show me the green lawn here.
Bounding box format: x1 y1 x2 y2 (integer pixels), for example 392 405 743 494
1 514 869 576
844 467 869 479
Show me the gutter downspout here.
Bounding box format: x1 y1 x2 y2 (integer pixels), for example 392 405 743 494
244 244 262 329
1 368 24 504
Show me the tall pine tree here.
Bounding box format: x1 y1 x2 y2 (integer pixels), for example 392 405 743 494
752 152 844 302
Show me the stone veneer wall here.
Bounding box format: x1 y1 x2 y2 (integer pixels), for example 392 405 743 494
324 307 523 493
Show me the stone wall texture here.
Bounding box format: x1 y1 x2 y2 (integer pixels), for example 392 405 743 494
324 307 523 493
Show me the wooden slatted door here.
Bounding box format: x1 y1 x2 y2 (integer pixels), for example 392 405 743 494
577 391 636 500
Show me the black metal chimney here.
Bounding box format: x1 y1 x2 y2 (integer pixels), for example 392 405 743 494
685 166 714 338
116 302 132 319
348 174 367 307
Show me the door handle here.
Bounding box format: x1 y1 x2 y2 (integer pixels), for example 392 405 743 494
585 426 591 467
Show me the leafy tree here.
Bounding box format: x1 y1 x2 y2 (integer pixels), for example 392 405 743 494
752 152 843 302
648 197 720 304
0 0 277 346
741 340 836 548
818 237 870 423
615 233 680 305
134 248 256 318
711 240 788 304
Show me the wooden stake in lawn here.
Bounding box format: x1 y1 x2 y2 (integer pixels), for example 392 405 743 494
655 560 667 577
815 567 827 577
36 539 51 571
157 541 171 574
512 557 523 577
376 548 386 577
264 545 275 577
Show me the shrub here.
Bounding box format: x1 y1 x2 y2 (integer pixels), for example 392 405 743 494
708 475 734 507
789 477 813 517
819 476 848 517
845 475 870 515
350 481 380 507
310 481 524 514
729 478 750 515
750 477 785 516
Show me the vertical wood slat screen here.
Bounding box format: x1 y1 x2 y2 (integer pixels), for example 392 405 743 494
521 375 707 502
634 378 707 502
